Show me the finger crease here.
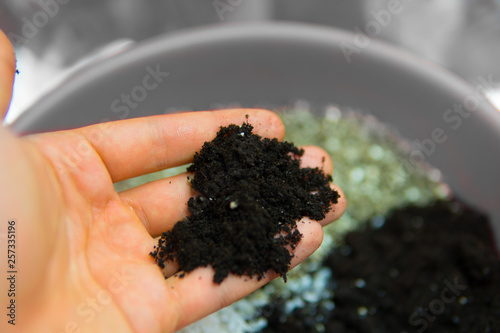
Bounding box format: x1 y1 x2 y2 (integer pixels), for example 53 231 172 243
123 196 152 234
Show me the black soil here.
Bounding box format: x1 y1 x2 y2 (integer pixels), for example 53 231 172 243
151 122 339 284
262 199 500 333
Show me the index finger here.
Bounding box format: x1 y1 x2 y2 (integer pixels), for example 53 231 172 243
76 109 285 183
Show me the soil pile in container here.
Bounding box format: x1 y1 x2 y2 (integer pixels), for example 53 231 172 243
151 122 340 284
261 199 500 332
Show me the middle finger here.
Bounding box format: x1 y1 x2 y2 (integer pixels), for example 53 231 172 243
119 145 336 237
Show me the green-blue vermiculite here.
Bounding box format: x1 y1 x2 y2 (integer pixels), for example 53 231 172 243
114 104 448 333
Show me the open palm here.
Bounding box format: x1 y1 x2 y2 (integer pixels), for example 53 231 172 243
0 32 345 333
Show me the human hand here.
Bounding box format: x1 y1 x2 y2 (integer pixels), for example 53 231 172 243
0 31 345 333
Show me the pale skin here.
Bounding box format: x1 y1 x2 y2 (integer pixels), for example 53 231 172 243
0 30 346 333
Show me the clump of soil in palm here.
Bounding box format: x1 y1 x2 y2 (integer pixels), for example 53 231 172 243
151 122 339 284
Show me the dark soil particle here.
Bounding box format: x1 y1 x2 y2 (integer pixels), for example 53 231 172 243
261 199 500 333
150 122 339 284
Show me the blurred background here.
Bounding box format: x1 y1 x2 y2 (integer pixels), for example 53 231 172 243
1 0 500 123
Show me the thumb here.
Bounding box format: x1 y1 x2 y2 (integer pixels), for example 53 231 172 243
0 30 16 121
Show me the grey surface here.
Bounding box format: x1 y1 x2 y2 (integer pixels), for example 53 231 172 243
11 22 500 249
3 0 499 81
